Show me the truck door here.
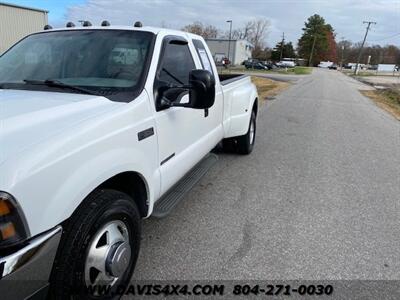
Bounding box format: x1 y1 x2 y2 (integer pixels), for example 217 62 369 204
153 35 222 195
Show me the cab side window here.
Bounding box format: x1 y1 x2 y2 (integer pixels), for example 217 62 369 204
158 42 195 85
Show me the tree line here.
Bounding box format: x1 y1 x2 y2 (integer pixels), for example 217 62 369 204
181 15 400 66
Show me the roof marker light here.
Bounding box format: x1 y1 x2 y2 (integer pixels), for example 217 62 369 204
43 25 52 30
66 22 75 28
82 21 92 27
134 21 142 28
101 20 110 26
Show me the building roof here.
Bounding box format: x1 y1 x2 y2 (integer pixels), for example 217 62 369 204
205 38 248 42
205 38 236 41
0 2 48 13
205 38 253 46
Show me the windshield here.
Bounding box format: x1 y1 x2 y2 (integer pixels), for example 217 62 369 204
0 30 155 102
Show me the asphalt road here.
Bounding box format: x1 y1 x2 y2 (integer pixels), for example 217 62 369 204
133 68 400 281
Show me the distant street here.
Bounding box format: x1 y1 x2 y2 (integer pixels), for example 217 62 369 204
243 71 308 82
134 68 400 280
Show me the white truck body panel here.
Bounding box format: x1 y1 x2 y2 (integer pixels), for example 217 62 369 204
221 76 258 138
0 90 160 235
0 26 257 237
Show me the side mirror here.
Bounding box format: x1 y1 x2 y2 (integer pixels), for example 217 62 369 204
157 69 215 110
188 69 215 109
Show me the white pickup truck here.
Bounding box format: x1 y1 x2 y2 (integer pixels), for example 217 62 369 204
0 23 258 299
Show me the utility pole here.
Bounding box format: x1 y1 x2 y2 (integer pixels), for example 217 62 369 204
280 32 285 61
308 34 317 67
341 45 344 69
354 21 376 75
226 20 233 64
340 36 344 70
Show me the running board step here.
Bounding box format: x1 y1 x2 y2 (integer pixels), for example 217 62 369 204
152 153 218 218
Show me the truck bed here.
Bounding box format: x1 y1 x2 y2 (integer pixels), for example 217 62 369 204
218 73 248 85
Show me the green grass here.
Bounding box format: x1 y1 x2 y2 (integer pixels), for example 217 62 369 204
292 66 313 75
380 89 400 105
269 66 312 75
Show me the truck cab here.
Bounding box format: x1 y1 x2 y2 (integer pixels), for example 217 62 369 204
0 24 257 299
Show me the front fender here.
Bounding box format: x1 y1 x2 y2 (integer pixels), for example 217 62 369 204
45 149 158 231
1 93 160 236
9 146 159 236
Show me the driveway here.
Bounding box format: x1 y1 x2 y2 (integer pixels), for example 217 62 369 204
133 68 400 280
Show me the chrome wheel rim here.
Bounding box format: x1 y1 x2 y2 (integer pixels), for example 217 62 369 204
84 220 131 290
249 118 255 145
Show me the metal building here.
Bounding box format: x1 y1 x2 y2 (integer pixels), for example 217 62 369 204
0 2 48 54
205 38 253 65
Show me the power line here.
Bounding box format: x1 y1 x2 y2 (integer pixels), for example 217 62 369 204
369 32 400 42
354 21 376 75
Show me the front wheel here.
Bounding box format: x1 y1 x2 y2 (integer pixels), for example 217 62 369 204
49 189 141 299
236 111 256 154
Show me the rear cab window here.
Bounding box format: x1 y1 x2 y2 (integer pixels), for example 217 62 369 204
192 39 214 75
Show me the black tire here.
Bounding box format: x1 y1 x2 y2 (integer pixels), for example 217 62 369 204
221 138 236 153
236 111 256 155
49 189 141 299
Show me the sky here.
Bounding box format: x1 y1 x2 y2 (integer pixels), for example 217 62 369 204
9 0 400 47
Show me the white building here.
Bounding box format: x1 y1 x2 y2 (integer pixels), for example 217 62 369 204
0 2 48 54
377 64 396 73
205 38 253 65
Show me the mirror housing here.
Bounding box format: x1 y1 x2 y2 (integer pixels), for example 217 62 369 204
187 69 215 109
157 69 215 110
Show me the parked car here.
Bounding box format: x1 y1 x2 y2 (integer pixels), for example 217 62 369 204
318 61 334 68
215 57 231 68
245 60 269 70
261 61 275 70
0 24 258 298
328 64 338 70
276 60 296 68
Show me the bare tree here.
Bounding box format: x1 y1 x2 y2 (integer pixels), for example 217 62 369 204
250 19 270 49
181 22 219 39
231 21 254 40
182 22 203 36
225 18 270 49
203 24 219 39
